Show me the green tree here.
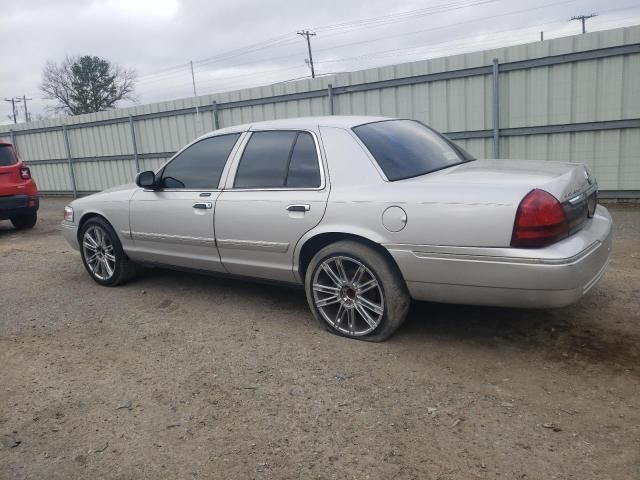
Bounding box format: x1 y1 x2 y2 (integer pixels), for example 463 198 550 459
40 56 136 115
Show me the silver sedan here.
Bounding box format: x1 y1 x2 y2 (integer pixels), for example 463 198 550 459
62 116 612 341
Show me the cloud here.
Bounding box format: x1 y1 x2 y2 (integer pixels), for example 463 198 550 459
2 0 639 123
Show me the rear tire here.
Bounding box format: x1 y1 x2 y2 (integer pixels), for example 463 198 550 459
11 212 37 229
305 240 410 342
79 217 138 286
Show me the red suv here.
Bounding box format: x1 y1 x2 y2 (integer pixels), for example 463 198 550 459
0 141 39 229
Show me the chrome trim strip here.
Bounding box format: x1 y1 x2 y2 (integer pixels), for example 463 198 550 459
143 188 221 193
217 238 290 253
386 241 601 266
567 182 597 205
131 231 216 247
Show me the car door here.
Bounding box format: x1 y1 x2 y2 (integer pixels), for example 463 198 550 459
128 133 243 272
215 129 329 282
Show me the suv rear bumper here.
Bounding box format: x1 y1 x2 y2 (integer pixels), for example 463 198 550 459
385 205 613 309
0 194 39 220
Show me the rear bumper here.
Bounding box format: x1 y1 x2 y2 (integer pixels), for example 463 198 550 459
385 205 613 308
0 195 39 220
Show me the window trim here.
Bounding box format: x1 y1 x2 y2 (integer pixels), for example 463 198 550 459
149 132 244 192
226 129 326 192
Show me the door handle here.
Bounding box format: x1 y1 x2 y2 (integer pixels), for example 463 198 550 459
287 204 310 212
193 202 213 209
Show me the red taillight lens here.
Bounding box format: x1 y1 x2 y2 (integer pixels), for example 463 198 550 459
511 189 568 248
19 167 31 180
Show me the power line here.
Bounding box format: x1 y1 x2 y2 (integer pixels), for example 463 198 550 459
314 11 639 71
137 34 297 81
138 0 576 90
134 2 639 102
312 0 501 34
315 18 569 66
311 0 581 56
137 0 498 83
571 13 597 33
297 30 317 78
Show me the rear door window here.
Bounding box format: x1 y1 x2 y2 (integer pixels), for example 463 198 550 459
234 131 321 189
286 133 321 188
0 145 17 166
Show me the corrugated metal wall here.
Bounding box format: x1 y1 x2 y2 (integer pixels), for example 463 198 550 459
2 25 639 194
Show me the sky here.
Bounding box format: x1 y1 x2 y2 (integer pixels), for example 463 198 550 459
2 0 640 124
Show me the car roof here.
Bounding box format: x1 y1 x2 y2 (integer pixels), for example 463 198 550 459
209 115 392 136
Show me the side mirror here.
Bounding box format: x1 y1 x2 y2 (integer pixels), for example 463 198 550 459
136 171 157 189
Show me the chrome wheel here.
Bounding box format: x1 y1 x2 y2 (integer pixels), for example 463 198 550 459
82 225 116 281
312 255 385 336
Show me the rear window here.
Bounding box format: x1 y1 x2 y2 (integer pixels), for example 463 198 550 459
352 120 474 181
0 145 17 166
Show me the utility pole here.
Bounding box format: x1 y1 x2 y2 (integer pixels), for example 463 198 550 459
189 60 201 124
190 60 197 97
4 98 17 123
14 96 33 123
571 14 597 34
297 30 317 78
540 31 544 41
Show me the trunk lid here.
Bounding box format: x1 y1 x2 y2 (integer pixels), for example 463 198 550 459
433 159 595 203
410 158 598 240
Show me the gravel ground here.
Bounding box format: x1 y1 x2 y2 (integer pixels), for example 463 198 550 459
1 198 639 480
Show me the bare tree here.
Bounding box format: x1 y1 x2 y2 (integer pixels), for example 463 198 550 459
40 56 136 115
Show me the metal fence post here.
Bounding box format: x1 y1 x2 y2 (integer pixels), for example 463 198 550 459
10 129 21 159
128 114 140 173
492 58 500 158
212 101 219 130
328 84 334 115
63 125 78 198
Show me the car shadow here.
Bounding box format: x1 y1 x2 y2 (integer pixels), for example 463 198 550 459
398 300 639 374
0 222 20 235
127 267 639 374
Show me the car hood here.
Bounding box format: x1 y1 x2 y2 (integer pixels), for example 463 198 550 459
70 182 137 207
427 159 595 202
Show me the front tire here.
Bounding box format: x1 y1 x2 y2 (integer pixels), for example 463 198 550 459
79 217 138 286
11 212 37 229
305 240 410 342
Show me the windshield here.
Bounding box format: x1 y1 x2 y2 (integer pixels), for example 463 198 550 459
0 145 17 166
352 120 474 181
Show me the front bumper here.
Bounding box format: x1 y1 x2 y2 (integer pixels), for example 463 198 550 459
0 194 39 220
62 221 80 250
386 205 613 308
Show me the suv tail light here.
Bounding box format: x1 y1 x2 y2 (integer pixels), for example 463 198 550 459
511 189 568 248
19 166 31 179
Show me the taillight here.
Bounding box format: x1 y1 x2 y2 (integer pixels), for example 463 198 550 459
511 189 568 248
19 167 31 179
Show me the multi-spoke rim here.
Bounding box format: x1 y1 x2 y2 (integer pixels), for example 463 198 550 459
82 225 116 281
312 255 385 337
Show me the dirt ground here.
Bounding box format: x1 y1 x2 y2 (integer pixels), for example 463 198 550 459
1 198 638 480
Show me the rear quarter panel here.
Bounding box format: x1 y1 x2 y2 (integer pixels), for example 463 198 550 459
313 126 527 250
